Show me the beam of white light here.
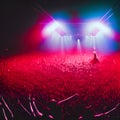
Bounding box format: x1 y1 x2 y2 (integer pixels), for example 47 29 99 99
104 13 114 22
42 21 60 36
99 0 120 23
42 21 68 37
33 2 56 22
42 21 73 52
99 8 112 22
83 20 114 52
91 36 96 50
60 36 64 53
63 35 73 50
77 39 81 52
84 21 113 36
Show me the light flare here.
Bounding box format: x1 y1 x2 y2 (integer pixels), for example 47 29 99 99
85 21 113 36
42 21 67 37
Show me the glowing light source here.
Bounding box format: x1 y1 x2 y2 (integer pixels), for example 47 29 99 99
77 39 81 52
85 21 113 36
42 21 67 36
42 21 73 52
83 21 115 53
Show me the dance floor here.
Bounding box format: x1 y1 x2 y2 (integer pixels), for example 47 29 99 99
0 52 120 114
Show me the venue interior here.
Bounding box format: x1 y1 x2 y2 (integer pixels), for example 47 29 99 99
0 0 120 120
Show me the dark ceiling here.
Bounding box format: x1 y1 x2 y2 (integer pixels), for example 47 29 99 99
0 0 120 51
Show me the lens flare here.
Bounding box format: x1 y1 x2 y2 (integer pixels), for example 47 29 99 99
42 21 73 52
84 21 113 37
42 21 68 37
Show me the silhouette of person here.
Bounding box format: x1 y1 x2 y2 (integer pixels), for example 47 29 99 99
91 52 99 64
0 96 14 120
78 105 95 120
48 93 79 120
78 103 120 120
17 98 32 120
28 94 54 120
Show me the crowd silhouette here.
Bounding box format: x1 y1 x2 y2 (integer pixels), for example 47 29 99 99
0 94 120 120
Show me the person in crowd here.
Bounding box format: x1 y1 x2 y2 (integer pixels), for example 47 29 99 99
17 96 40 120
91 51 99 64
28 94 54 120
17 98 32 119
47 93 79 120
78 103 120 120
78 105 95 120
0 101 5 120
0 95 14 120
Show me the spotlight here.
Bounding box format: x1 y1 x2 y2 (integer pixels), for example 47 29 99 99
77 39 81 52
86 21 113 36
42 21 67 36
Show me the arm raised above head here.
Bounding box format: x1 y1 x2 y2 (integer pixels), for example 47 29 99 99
94 103 120 118
58 93 79 105
28 95 36 117
32 97 43 117
17 98 31 116
1 96 14 118
104 103 120 115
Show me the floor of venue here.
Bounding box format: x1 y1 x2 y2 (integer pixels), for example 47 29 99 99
0 52 120 119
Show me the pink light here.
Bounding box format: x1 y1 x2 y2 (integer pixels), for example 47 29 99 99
83 21 115 53
84 21 113 37
42 21 67 37
42 21 73 52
